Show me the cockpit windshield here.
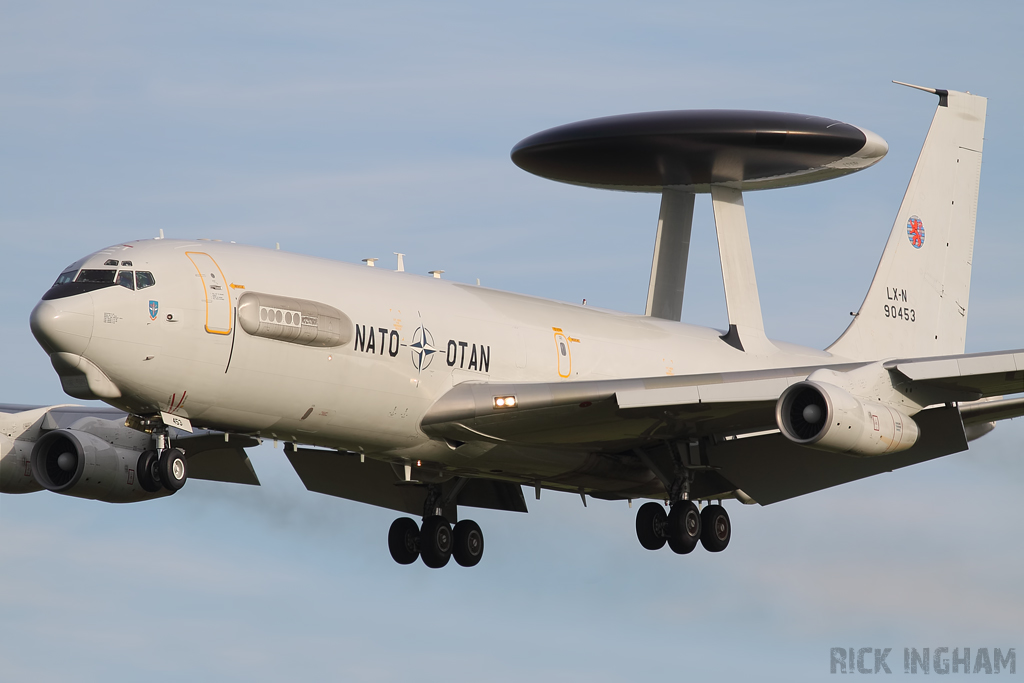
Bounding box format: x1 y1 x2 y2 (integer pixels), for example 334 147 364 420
136 271 156 289
116 271 135 290
75 269 117 283
44 264 156 301
53 269 77 286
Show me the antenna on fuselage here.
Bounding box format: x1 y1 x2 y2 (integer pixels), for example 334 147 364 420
394 252 405 272
362 258 378 267
157 229 164 240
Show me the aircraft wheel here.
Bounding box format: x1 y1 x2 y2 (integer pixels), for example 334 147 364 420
453 519 484 567
388 517 420 565
419 516 453 569
136 450 162 493
667 501 701 554
158 448 187 491
635 501 667 550
700 504 731 552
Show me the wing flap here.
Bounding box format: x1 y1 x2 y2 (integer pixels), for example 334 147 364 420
175 433 261 486
286 447 528 517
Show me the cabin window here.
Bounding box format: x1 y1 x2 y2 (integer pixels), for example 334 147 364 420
559 342 567 356
117 271 135 290
76 269 116 283
136 271 156 289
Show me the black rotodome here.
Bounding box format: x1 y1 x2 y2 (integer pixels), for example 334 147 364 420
511 110 869 192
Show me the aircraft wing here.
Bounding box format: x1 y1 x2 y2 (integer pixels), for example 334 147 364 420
421 366 820 451
421 351 1022 505
422 349 1024 451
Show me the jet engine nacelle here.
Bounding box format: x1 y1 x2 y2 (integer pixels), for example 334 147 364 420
30 429 172 503
775 381 919 456
0 434 44 493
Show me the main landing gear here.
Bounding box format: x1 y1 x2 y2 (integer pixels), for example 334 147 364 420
387 480 484 568
388 516 484 568
632 441 731 554
635 501 731 553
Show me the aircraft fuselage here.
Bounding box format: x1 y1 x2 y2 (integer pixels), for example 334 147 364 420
32 239 839 481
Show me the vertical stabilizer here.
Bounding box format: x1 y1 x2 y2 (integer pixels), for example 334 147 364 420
828 87 986 361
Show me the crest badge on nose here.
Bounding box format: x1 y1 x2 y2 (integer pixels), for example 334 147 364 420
149 300 159 320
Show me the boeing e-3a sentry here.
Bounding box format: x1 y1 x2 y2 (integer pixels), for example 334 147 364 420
4 83 1023 568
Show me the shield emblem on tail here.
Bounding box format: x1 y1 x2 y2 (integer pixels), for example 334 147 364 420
149 300 159 320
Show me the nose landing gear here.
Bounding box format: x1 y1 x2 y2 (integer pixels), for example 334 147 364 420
136 446 188 493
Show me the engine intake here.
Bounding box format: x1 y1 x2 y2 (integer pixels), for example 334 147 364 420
30 429 172 502
776 381 919 456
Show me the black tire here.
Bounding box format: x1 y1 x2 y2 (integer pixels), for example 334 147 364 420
700 504 731 552
453 519 484 567
388 517 420 565
419 516 453 569
158 448 187 491
635 502 667 550
667 501 701 554
136 450 162 493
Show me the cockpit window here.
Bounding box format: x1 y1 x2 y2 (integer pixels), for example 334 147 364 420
76 269 116 283
53 269 78 286
103 259 119 266
121 260 133 267
136 271 156 289
116 271 135 290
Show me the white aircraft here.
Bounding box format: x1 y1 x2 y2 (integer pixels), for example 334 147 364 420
3 83 1022 569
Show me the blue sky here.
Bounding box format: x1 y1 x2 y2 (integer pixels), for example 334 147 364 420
2 2 1022 681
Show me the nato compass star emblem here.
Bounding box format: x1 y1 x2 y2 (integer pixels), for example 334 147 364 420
409 324 437 373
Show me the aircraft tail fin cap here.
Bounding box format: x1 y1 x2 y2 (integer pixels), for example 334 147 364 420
828 87 987 361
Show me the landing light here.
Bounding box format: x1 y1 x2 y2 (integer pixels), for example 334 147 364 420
493 396 517 409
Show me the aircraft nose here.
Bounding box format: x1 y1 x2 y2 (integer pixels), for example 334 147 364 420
30 296 94 356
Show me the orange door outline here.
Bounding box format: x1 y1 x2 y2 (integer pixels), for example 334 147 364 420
553 329 571 378
185 251 233 335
